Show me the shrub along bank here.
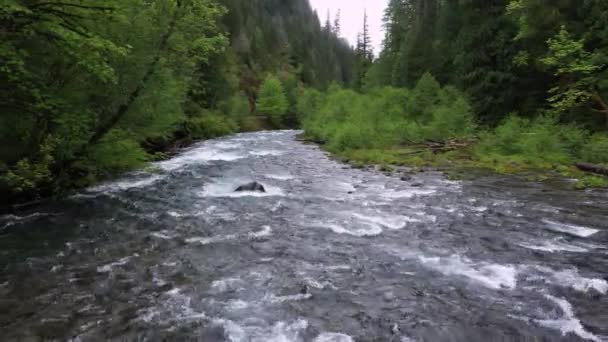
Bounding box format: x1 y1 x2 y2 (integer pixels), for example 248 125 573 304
299 74 608 189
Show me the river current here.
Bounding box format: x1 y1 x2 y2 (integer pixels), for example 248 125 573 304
1 130 607 341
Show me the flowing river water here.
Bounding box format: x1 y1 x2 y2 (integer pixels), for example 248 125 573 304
1 130 607 341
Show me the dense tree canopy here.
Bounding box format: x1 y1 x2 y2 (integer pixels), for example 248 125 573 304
0 0 354 204
300 0 608 189
371 0 608 128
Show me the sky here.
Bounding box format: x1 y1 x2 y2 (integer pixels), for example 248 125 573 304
309 0 388 54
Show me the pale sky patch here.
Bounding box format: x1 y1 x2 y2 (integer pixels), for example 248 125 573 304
309 0 388 54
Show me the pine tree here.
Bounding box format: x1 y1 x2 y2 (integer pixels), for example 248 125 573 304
352 10 374 90
333 9 341 36
324 10 332 32
362 9 373 61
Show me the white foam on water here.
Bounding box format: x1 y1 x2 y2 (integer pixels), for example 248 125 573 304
352 212 420 230
271 201 285 212
303 277 335 290
187 227 271 246
156 147 245 171
226 299 250 311
552 270 608 294
542 219 599 238
186 234 238 245
88 174 164 193
266 174 295 181
151 232 173 240
527 267 608 294
210 277 243 293
309 222 383 237
250 150 284 157
213 141 242 149
382 188 436 199
200 181 285 198
418 255 517 290
216 318 309 342
314 332 354 342
167 211 184 217
200 206 238 221
97 255 137 273
1 212 50 230
519 240 589 253
536 295 603 342
326 265 352 271
249 226 273 238
139 287 206 324
264 293 312 304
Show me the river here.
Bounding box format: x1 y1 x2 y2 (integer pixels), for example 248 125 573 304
1 130 607 341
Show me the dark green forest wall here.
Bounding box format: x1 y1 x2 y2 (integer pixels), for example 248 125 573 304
365 0 608 128
301 0 608 189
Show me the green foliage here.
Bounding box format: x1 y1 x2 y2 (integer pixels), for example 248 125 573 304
218 93 251 127
477 116 570 164
541 27 604 113
0 137 56 194
256 75 289 127
296 88 324 122
87 130 149 175
2 0 355 203
575 175 608 189
184 112 238 140
303 74 476 152
477 115 608 167
581 133 608 164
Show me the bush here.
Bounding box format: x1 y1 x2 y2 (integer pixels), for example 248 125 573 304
87 129 149 175
219 93 251 129
296 88 324 122
184 112 237 140
475 115 598 166
302 73 475 152
256 75 289 127
581 133 608 164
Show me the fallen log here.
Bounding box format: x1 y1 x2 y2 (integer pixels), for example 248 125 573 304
576 162 608 176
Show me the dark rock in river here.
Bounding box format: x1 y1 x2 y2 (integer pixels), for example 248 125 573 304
235 182 266 192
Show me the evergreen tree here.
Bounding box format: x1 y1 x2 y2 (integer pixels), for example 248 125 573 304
352 10 374 90
333 9 341 36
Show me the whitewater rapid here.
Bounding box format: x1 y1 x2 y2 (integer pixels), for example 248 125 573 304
0 131 606 341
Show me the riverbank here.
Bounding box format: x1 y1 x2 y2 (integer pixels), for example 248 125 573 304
0 115 273 211
299 134 608 190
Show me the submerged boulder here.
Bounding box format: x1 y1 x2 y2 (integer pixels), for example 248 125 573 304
234 182 266 193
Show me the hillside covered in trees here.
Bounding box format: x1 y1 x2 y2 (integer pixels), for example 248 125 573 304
3 0 608 205
301 0 608 189
0 0 353 204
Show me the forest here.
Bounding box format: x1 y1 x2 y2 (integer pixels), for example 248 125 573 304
0 0 353 204
301 0 608 189
2 0 608 204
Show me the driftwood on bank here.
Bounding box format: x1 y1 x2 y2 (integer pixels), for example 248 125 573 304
576 162 608 176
